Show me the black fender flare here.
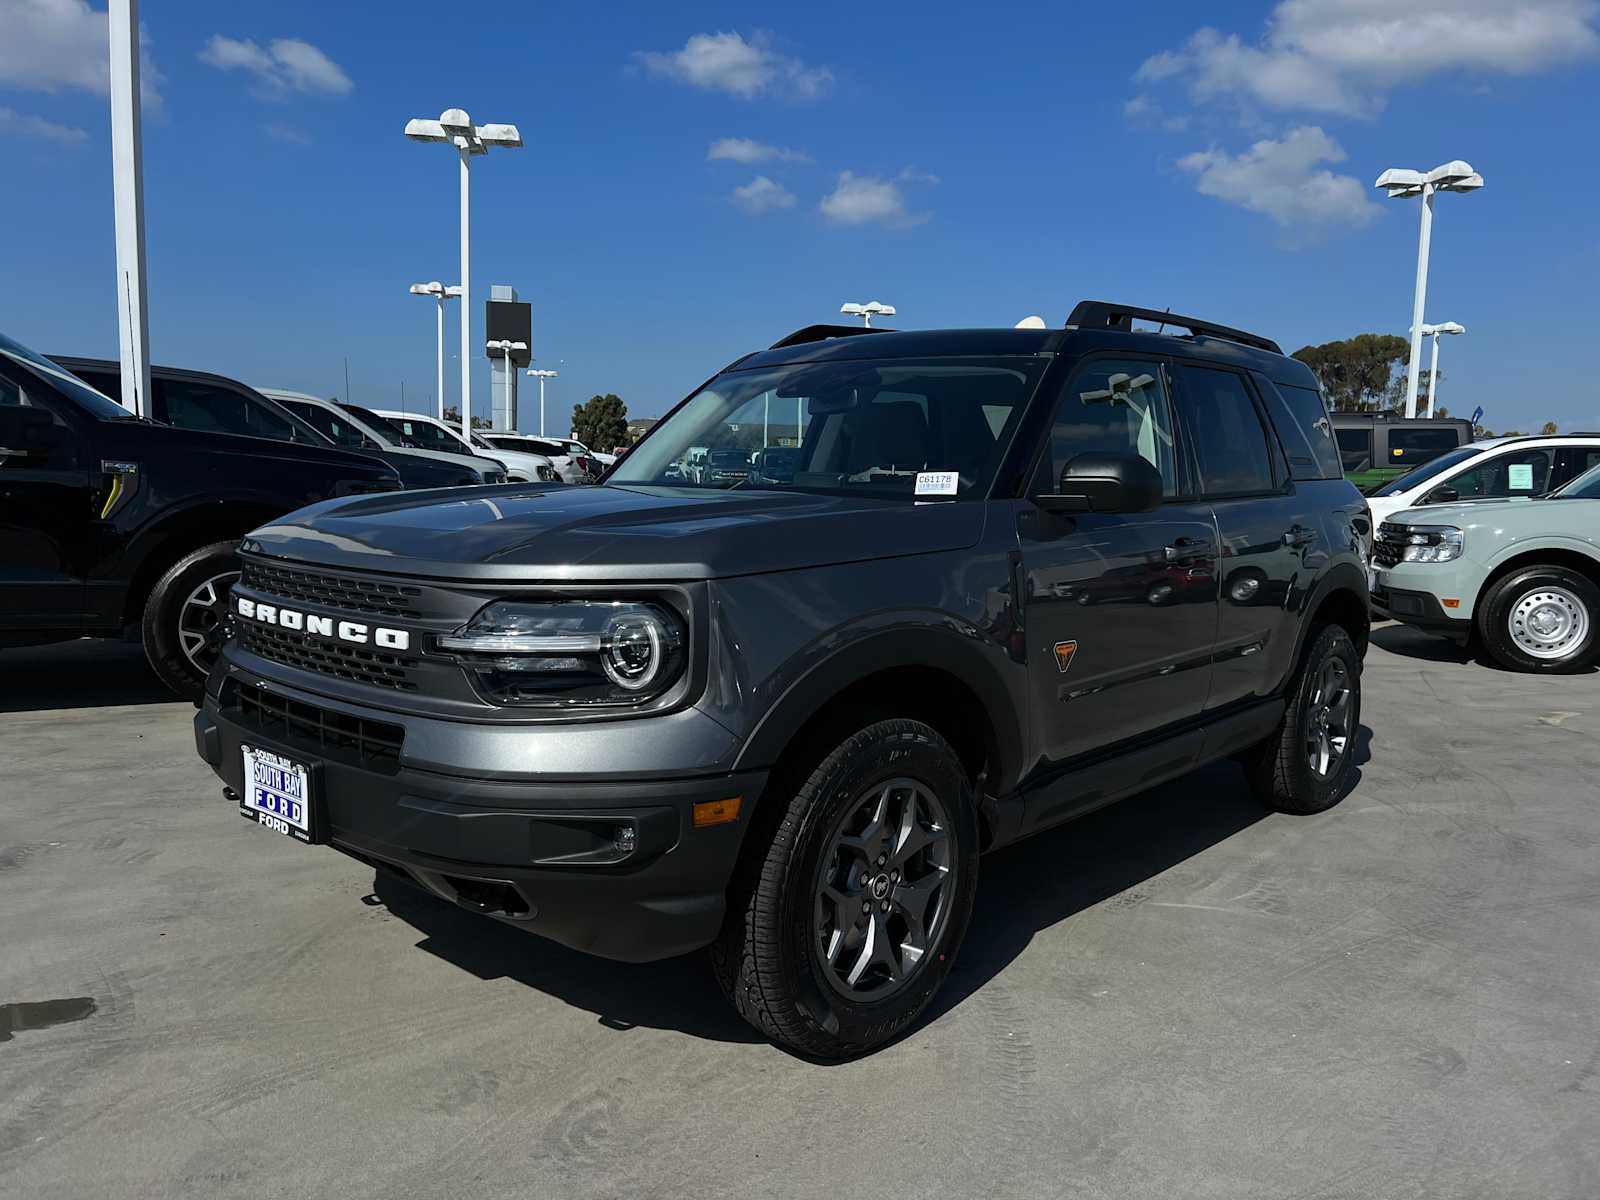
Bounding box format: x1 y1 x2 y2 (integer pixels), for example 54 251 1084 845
731 623 1026 795
1283 559 1369 689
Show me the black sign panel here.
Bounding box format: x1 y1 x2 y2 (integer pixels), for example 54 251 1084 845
485 300 532 366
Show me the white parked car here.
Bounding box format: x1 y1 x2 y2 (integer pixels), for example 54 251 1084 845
372 410 560 484
481 433 595 484
1365 434 1600 527
259 390 510 484
557 436 617 468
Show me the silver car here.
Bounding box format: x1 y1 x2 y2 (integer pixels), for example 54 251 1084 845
1372 461 1600 672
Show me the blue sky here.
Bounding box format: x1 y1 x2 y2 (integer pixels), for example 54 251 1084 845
3 0 1599 432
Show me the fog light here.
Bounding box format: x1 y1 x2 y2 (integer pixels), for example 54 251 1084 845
612 824 637 853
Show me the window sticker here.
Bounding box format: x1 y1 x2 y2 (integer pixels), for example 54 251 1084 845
1508 463 1534 491
915 470 959 497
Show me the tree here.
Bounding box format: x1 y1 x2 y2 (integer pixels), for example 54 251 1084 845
572 393 629 451
1292 335 1410 412
441 407 491 430
1541 420 1559 435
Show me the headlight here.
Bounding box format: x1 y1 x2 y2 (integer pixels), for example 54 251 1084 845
1399 525 1463 563
436 600 686 707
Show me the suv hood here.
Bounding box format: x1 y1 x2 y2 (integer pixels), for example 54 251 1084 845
244 484 988 581
1387 496 1600 534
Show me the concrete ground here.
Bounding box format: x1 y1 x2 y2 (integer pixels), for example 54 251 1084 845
2 631 1597 1200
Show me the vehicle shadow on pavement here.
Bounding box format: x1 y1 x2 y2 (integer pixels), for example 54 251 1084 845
922 732 1373 1031
1368 623 1476 665
0 641 176 712
372 873 764 1044
373 729 1372 1053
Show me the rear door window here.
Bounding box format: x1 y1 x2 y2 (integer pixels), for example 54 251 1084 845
1176 366 1277 496
1553 446 1600 489
1386 426 1461 466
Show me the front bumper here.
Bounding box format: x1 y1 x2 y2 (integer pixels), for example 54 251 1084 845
195 677 767 962
1370 563 1475 643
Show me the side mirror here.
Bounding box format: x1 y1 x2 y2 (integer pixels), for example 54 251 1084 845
1037 451 1164 515
1425 484 1458 504
0 406 64 458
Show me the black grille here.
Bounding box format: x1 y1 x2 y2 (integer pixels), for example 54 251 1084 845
239 559 423 618
1373 523 1405 568
239 622 419 691
224 680 404 773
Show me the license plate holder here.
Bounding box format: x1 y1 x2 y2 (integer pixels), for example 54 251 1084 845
239 744 324 844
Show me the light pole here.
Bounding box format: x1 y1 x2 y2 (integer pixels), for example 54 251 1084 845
526 368 558 436
409 281 463 421
1416 321 1465 419
1374 161 1483 419
486 340 527 436
404 109 523 439
840 300 896 327
108 0 150 417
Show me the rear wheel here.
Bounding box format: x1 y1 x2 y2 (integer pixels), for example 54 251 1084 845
1246 624 1361 814
1475 565 1599 673
712 718 979 1059
141 540 241 701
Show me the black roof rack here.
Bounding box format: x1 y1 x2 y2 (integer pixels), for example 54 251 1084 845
1065 301 1282 355
769 324 889 350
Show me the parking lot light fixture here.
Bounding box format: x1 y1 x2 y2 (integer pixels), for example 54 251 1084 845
409 282 463 420
840 300 897 328
486 340 527 437
1416 321 1466 419
404 109 524 437
526 368 558 436
1374 161 1483 420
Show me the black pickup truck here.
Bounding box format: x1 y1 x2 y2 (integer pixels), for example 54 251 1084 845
0 332 401 698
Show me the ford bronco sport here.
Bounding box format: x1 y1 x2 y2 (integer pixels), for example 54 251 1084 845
194 302 1371 1057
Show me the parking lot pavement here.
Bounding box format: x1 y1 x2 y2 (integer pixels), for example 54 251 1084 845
2 635 1597 1200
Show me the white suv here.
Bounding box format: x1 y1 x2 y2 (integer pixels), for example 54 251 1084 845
1366 434 1600 526
372 411 559 484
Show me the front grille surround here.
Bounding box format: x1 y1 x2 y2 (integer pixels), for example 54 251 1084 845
239 559 424 618
1373 522 1406 568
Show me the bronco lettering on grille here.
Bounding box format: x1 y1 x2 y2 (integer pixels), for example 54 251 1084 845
236 597 410 650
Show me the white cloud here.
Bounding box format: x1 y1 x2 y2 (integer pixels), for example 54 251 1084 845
731 175 797 213
1123 94 1189 132
707 136 811 164
638 31 832 100
1138 0 1600 116
0 0 164 110
820 170 934 227
1178 126 1381 227
265 122 311 145
0 104 87 144
199 35 352 97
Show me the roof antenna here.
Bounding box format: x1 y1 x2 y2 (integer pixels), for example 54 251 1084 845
1155 306 1171 335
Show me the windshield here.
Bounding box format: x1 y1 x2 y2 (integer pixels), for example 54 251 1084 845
1550 461 1600 499
1372 445 1484 497
0 333 137 420
609 357 1044 500
340 404 407 443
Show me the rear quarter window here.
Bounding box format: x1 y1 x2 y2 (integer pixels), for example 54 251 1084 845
1259 377 1342 480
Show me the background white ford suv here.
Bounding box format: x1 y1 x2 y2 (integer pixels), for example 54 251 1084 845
1366 434 1600 526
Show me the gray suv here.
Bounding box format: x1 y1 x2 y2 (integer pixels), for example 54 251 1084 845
193 303 1371 1057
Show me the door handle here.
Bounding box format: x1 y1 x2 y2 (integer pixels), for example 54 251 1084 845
1164 536 1207 561
1283 525 1315 548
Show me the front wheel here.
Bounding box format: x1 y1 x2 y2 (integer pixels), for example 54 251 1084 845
712 718 979 1059
141 540 241 701
1475 565 1600 673
1246 624 1361 814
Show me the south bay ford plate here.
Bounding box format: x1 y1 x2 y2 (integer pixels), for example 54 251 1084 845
240 744 317 843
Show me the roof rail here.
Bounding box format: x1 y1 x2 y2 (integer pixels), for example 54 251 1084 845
1065 301 1282 355
769 324 889 350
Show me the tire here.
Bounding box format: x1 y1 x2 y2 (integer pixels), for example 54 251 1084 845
712 718 980 1059
1474 565 1600 674
1246 624 1361 814
141 539 242 701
